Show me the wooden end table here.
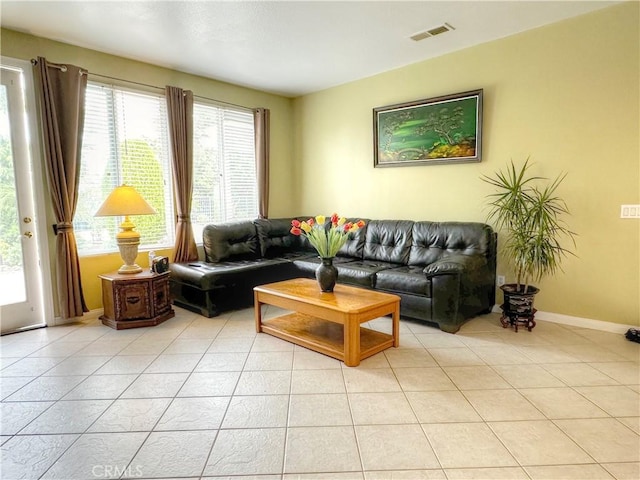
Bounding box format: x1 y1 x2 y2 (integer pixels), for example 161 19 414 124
254 278 400 367
99 270 175 330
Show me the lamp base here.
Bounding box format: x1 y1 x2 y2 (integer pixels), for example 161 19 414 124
116 225 142 275
117 263 143 274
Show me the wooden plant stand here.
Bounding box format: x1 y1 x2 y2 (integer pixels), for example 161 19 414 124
500 305 537 332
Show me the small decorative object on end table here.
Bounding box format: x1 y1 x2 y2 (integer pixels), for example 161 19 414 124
151 256 169 274
99 270 174 330
290 214 365 292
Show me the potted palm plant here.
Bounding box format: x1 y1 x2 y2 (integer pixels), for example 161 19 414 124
482 158 576 330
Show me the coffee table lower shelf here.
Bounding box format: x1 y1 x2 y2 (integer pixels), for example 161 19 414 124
261 312 394 364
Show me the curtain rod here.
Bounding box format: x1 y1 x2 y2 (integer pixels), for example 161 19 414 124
30 58 87 75
31 59 254 111
87 71 253 111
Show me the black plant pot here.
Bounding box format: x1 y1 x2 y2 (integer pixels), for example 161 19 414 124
500 283 539 331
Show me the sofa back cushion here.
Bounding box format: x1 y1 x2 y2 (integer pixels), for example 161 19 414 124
255 218 315 258
408 221 494 266
363 220 414 264
337 218 369 258
203 221 260 263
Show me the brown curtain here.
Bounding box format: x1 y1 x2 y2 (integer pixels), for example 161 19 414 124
32 57 88 318
254 108 270 219
165 86 198 262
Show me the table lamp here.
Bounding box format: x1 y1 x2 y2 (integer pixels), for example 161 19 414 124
95 185 156 274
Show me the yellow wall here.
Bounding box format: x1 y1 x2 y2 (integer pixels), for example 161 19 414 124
3 2 639 326
292 2 640 326
1 28 294 311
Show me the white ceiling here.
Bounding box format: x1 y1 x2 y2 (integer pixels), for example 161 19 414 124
1 1 620 97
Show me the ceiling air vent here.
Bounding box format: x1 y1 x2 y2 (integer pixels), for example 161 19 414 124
410 23 455 41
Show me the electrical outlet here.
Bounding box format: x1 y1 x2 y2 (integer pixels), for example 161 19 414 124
621 205 640 218
497 275 505 286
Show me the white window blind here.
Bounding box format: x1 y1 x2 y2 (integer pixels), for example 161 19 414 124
192 102 257 243
76 83 174 255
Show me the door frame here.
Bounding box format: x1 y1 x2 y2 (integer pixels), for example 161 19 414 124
2 56 54 329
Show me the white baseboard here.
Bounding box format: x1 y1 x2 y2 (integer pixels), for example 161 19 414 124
491 305 635 334
52 308 103 326
52 306 634 335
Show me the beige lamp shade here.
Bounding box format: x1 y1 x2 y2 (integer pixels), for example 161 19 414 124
95 185 156 274
95 185 156 217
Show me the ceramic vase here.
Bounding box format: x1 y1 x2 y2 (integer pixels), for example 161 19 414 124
316 257 337 292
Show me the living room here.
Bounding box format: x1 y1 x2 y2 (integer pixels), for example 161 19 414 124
0 1 638 479
1 2 637 328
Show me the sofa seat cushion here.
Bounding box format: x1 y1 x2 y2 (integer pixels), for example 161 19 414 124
375 266 432 297
274 252 317 262
335 260 398 288
170 259 289 290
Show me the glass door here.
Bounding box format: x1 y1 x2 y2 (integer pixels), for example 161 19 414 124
0 65 46 334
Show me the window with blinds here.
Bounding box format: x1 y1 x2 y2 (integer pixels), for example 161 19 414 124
192 102 257 243
76 83 174 255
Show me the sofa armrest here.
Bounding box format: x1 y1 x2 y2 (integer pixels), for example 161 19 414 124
424 254 494 332
423 254 485 277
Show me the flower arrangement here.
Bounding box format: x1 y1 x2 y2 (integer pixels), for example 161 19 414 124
290 214 366 258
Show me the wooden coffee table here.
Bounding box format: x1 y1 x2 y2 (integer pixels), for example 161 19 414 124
254 278 400 367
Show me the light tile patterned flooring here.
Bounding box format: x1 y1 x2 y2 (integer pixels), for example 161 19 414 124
1 305 639 480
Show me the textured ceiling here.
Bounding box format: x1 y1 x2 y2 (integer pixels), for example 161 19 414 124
1 1 619 97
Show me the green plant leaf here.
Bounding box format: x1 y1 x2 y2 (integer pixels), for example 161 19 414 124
481 158 577 287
